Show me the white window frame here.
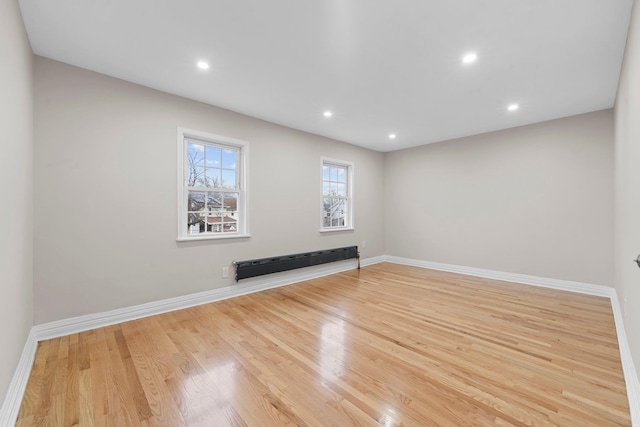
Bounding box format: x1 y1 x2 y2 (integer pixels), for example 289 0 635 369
320 157 354 232
177 127 250 241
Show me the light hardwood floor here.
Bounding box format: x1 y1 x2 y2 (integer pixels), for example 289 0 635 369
17 263 630 426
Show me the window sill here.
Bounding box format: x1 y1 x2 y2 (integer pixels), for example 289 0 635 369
177 233 251 242
319 227 355 233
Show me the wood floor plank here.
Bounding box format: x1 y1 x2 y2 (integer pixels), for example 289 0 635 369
62 333 79 427
16 263 631 426
78 369 94 427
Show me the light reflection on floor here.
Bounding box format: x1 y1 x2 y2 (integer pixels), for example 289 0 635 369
320 319 346 382
181 360 237 424
378 408 399 427
209 361 236 402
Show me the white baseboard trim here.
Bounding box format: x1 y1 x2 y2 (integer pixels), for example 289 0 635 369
610 292 640 425
0 329 37 426
384 256 613 297
385 255 640 425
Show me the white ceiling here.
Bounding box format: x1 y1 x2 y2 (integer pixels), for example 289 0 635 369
19 0 633 152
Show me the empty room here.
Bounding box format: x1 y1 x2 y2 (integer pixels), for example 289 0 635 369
3 0 640 425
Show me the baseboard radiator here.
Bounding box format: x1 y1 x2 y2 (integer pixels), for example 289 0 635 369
233 246 359 281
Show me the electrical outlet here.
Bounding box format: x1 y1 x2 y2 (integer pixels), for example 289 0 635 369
362 240 366 248
222 266 229 279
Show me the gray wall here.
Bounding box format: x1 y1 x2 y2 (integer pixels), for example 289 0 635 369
34 57 385 324
34 56 617 326
384 110 614 286
0 0 34 406
615 0 640 380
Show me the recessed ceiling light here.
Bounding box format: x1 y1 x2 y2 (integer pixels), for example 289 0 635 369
462 52 477 64
197 61 210 70
508 103 519 112
389 133 396 140
323 111 333 118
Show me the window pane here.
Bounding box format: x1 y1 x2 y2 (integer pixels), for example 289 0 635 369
223 193 238 214
337 183 346 196
222 149 237 169
205 168 221 187
207 192 223 214
330 199 346 227
187 166 205 187
221 214 237 232
221 169 236 189
222 197 237 231
187 143 205 165
332 198 346 215
330 167 338 182
323 197 331 210
188 212 202 234
207 216 222 233
330 182 338 195
337 167 346 183
325 197 345 227
188 191 205 212
323 182 330 196
323 166 330 181
203 216 213 233
205 146 221 167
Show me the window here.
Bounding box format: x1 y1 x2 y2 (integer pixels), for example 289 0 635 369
321 158 353 231
177 128 249 241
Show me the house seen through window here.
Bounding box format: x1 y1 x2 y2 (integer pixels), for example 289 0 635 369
178 128 248 240
322 159 353 230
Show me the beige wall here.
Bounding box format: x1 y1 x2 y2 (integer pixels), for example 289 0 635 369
33 57 385 324
0 0 34 405
384 110 614 286
615 0 640 380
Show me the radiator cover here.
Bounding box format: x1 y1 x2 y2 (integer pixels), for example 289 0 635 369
233 246 359 281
